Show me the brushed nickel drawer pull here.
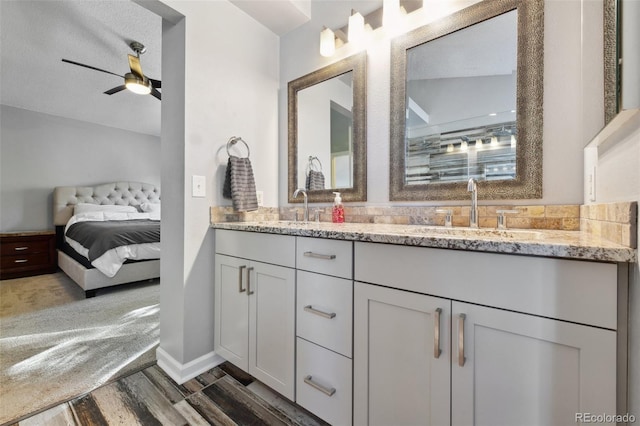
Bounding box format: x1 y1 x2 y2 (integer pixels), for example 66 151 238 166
238 265 246 293
247 267 255 295
14 259 28 263
304 305 336 319
14 247 29 251
434 308 442 359
304 375 336 397
458 313 466 367
303 251 336 260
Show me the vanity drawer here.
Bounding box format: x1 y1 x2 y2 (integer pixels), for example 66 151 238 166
354 242 618 329
297 270 352 357
296 237 352 278
215 229 295 268
296 337 352 426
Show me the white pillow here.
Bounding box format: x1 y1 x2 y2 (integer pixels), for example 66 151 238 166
74 203 137 215
139 202 161 213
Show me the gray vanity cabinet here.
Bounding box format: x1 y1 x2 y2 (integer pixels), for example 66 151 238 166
354 242 619 425
353 283 451 426
214 230 296 400
450 301 615 425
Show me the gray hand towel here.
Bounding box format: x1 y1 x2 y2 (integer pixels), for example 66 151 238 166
306 170 325 191
225 156 258 212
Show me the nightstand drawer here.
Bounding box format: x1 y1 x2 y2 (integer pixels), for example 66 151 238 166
1 253 51 269
0 231 56 279
1 239 50 255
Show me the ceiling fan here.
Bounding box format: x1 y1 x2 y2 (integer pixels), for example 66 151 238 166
62 41 161 100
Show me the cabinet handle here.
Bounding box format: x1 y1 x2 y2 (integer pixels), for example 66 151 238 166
434 308 442 359
458 313 466 367
238 265 246 293
14 246 29 251
14 259 28 263
304 375 336 397
247 267 254 295
304 305 336 319
303 251 336 260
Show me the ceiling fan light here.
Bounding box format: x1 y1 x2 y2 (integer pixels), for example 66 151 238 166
124 73 151 95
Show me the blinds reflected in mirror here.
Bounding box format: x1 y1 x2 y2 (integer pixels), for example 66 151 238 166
405 121 516 185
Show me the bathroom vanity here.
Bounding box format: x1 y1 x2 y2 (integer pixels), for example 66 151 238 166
212 222 635 425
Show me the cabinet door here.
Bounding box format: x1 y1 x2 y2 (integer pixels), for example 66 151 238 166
249 261 296 400
214 255 250 371
354 282 451 426
451 301 617 426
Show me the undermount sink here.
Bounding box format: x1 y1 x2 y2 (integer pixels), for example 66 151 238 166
400 226 545 240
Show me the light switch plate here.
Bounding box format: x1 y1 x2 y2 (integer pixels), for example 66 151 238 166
192 175 206 197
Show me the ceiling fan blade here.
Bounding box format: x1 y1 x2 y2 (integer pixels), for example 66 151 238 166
128 54 144 79
150 86 162 101
62 59 123 78
149 78 161 89
104 85 127 95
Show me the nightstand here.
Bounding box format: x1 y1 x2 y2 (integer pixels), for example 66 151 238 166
0 231 57 280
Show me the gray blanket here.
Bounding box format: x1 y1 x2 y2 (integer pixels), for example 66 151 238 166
66 220 160 261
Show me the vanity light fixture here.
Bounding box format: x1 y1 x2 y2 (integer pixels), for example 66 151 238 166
510 135 517 147
318 0 423 57
490 136 499 147
383 0 402 28
320 26 336 57
348 9 366 44
475 138 483 150
447 144 454 153
460 141 468 151
124 73 152 95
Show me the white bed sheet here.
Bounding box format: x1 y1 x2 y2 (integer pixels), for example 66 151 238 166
64 212 160 278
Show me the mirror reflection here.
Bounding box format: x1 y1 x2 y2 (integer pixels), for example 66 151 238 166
405 10 517 185
390 0 543 201
297 71 354 190
288 52 367 203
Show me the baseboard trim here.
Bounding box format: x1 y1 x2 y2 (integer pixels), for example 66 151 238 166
156 346 225 384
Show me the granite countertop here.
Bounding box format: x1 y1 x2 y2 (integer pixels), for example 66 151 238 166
211 221 637 263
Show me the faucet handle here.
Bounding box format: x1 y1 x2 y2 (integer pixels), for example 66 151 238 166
436 209 453 228
496 209 518 229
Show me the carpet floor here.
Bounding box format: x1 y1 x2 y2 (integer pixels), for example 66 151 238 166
0 273 159 425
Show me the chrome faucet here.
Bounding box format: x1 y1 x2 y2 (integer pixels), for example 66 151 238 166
293 188 308 222
467 178 478 228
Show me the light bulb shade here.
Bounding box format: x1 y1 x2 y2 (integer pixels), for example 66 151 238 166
320 27 336 57
383 0 401 27
125 73 151 95
348 10 365 44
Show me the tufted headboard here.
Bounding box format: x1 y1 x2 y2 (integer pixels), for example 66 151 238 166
53 181 161 226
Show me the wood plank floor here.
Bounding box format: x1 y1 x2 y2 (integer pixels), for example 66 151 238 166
12 362 330 426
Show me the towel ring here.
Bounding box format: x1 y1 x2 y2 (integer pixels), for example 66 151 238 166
307 156 323 172
226 136 250 158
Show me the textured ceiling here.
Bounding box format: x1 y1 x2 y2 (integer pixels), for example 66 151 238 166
1 0 162 136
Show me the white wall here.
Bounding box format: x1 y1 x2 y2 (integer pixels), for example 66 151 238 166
0 105 160 232
279 0 605 206
584 111 640 415
148 0 280 379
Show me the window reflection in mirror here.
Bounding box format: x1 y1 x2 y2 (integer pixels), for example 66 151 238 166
405 10 517 185
297 71 353 191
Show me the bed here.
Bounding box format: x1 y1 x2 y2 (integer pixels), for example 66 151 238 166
53 181 161 297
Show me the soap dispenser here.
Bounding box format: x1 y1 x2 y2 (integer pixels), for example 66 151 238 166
332 192 345 223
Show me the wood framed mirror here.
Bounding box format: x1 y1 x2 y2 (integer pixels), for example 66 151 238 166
389 0 544 201
288 52 367 203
